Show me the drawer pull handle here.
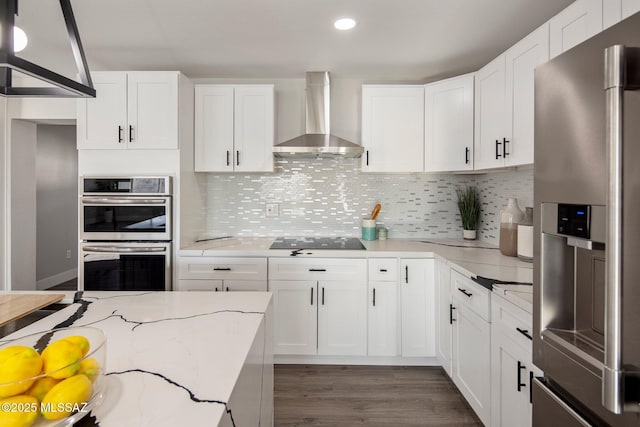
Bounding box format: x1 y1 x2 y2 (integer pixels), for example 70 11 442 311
379 268 388 272
226 287 229 292
322 287 325 305
449 304 456 324
310 287 314 305
215 287 220 292
309 268 326 272
529 371 534 403
405 266 409 283
517 361 527 392
458 288 473 297
373 288 376 306
213 267 231 271
516 327 533 340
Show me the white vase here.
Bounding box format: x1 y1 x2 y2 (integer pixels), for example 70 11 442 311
499 198 524 256
463 229 477 240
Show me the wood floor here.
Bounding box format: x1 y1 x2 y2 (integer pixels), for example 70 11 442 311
274 365 483 426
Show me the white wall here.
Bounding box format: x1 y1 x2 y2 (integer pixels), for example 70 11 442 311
36 125 78 288
10 120 37 290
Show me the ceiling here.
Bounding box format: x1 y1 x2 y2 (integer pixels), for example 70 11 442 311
15 0 574 82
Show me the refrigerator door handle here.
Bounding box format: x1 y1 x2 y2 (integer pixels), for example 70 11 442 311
603 44 640 414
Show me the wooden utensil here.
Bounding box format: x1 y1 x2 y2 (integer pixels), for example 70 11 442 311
370 204 382 220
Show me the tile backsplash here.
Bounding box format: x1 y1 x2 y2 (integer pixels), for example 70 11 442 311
204 158 533 243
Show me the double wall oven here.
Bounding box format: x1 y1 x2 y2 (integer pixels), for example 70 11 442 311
80 177 172 291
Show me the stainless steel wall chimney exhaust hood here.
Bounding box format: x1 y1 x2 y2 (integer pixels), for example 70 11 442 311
272 72 363 158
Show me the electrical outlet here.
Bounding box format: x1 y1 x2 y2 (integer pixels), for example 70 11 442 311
266 203 279 217
66 249 71 259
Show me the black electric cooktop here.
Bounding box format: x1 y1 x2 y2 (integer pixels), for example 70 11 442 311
269 237 366 250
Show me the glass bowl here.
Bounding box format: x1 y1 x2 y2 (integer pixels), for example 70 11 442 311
0 326 107 426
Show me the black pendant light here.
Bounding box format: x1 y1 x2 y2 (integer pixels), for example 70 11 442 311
0 0 95 97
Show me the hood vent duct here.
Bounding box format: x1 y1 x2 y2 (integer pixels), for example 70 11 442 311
272 72 363 158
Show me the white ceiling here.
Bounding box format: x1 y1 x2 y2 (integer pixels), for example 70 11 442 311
15 0 574 82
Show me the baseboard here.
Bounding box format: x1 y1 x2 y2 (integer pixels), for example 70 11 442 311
37 268 77 290
274 355 440 366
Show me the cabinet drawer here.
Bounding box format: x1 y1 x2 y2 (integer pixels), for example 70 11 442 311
491 292 533 350
269 258 367 281
368 258 398 282
451 269 490 321
179 257 267 280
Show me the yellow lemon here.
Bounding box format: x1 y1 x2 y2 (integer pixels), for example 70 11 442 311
0 395 39 427
41 375 92 420
41 339 83 379
25 376 59 402
61 336 90 357
0 347 43 398
78 358 100 382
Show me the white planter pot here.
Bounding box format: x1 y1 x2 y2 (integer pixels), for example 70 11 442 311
463 229 477 240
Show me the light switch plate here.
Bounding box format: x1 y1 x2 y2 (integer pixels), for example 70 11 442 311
266 203 279 217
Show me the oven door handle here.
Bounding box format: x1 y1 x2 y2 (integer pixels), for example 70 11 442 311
82 198 167 205
83 246 167 253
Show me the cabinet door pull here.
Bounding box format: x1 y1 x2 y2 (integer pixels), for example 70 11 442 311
516 327 533 340
118 126 123 143
226 150 230 166
225 287 229 292
379 268 387 272
495 139 502 159
529 371 534 403
458 288 473 298
405 265 409 283
310 287 314 305
373 288 376 307
309 268 326 272
465 147 470 164
503 138 510 157
236 150 240 166
213 267 231 271
215 287 219 292
449 304 456 324
322 287 325 305
366 150 369 166
129 125 134 142
517 361 527 392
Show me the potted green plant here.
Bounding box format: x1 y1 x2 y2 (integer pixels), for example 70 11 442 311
456 186 480 240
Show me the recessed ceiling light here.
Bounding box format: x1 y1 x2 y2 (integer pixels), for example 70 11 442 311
13 26 27 52
334 18 356 31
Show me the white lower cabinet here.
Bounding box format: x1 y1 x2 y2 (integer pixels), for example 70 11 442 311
368 258 399 357
491 293 540 427
450 270 491 426
435 260 453 376
269 258 368 356
178 257 267 291
400 259 436 357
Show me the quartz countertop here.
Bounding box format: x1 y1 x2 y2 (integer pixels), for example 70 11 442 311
0 291 272 426
492 284 534 314
180 237 533 285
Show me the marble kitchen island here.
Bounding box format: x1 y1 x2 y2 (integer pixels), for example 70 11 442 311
0 291 273 427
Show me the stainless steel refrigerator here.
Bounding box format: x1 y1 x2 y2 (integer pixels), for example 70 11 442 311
533 11 640 427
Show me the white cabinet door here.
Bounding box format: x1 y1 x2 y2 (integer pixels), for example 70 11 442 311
435 261 452 376
234 86 274 172
126 72 179 149
504 24 549 167
361 86 424 172
549 0 603 59
368 281 398 357
270 281 317 355
474 54 506 170
606 0 640 27
622 0 640 18
491 330 533 427
318 280 368 356
400 259 435 357
195 85 234 172
77 72 127 149
424 74 474 172
452 297 491 426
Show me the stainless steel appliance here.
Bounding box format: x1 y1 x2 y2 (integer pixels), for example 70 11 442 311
80 177 173 291
269 237 366 250
533 12 640 426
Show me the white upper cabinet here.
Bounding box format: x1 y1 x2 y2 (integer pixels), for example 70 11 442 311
549 0 603 59
361 85 424 172
195 84 274 172
474 24 549 170
474 54 506 170
504 24 550 167
77 71 180 150
424 74 474 172
604 0 640 28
